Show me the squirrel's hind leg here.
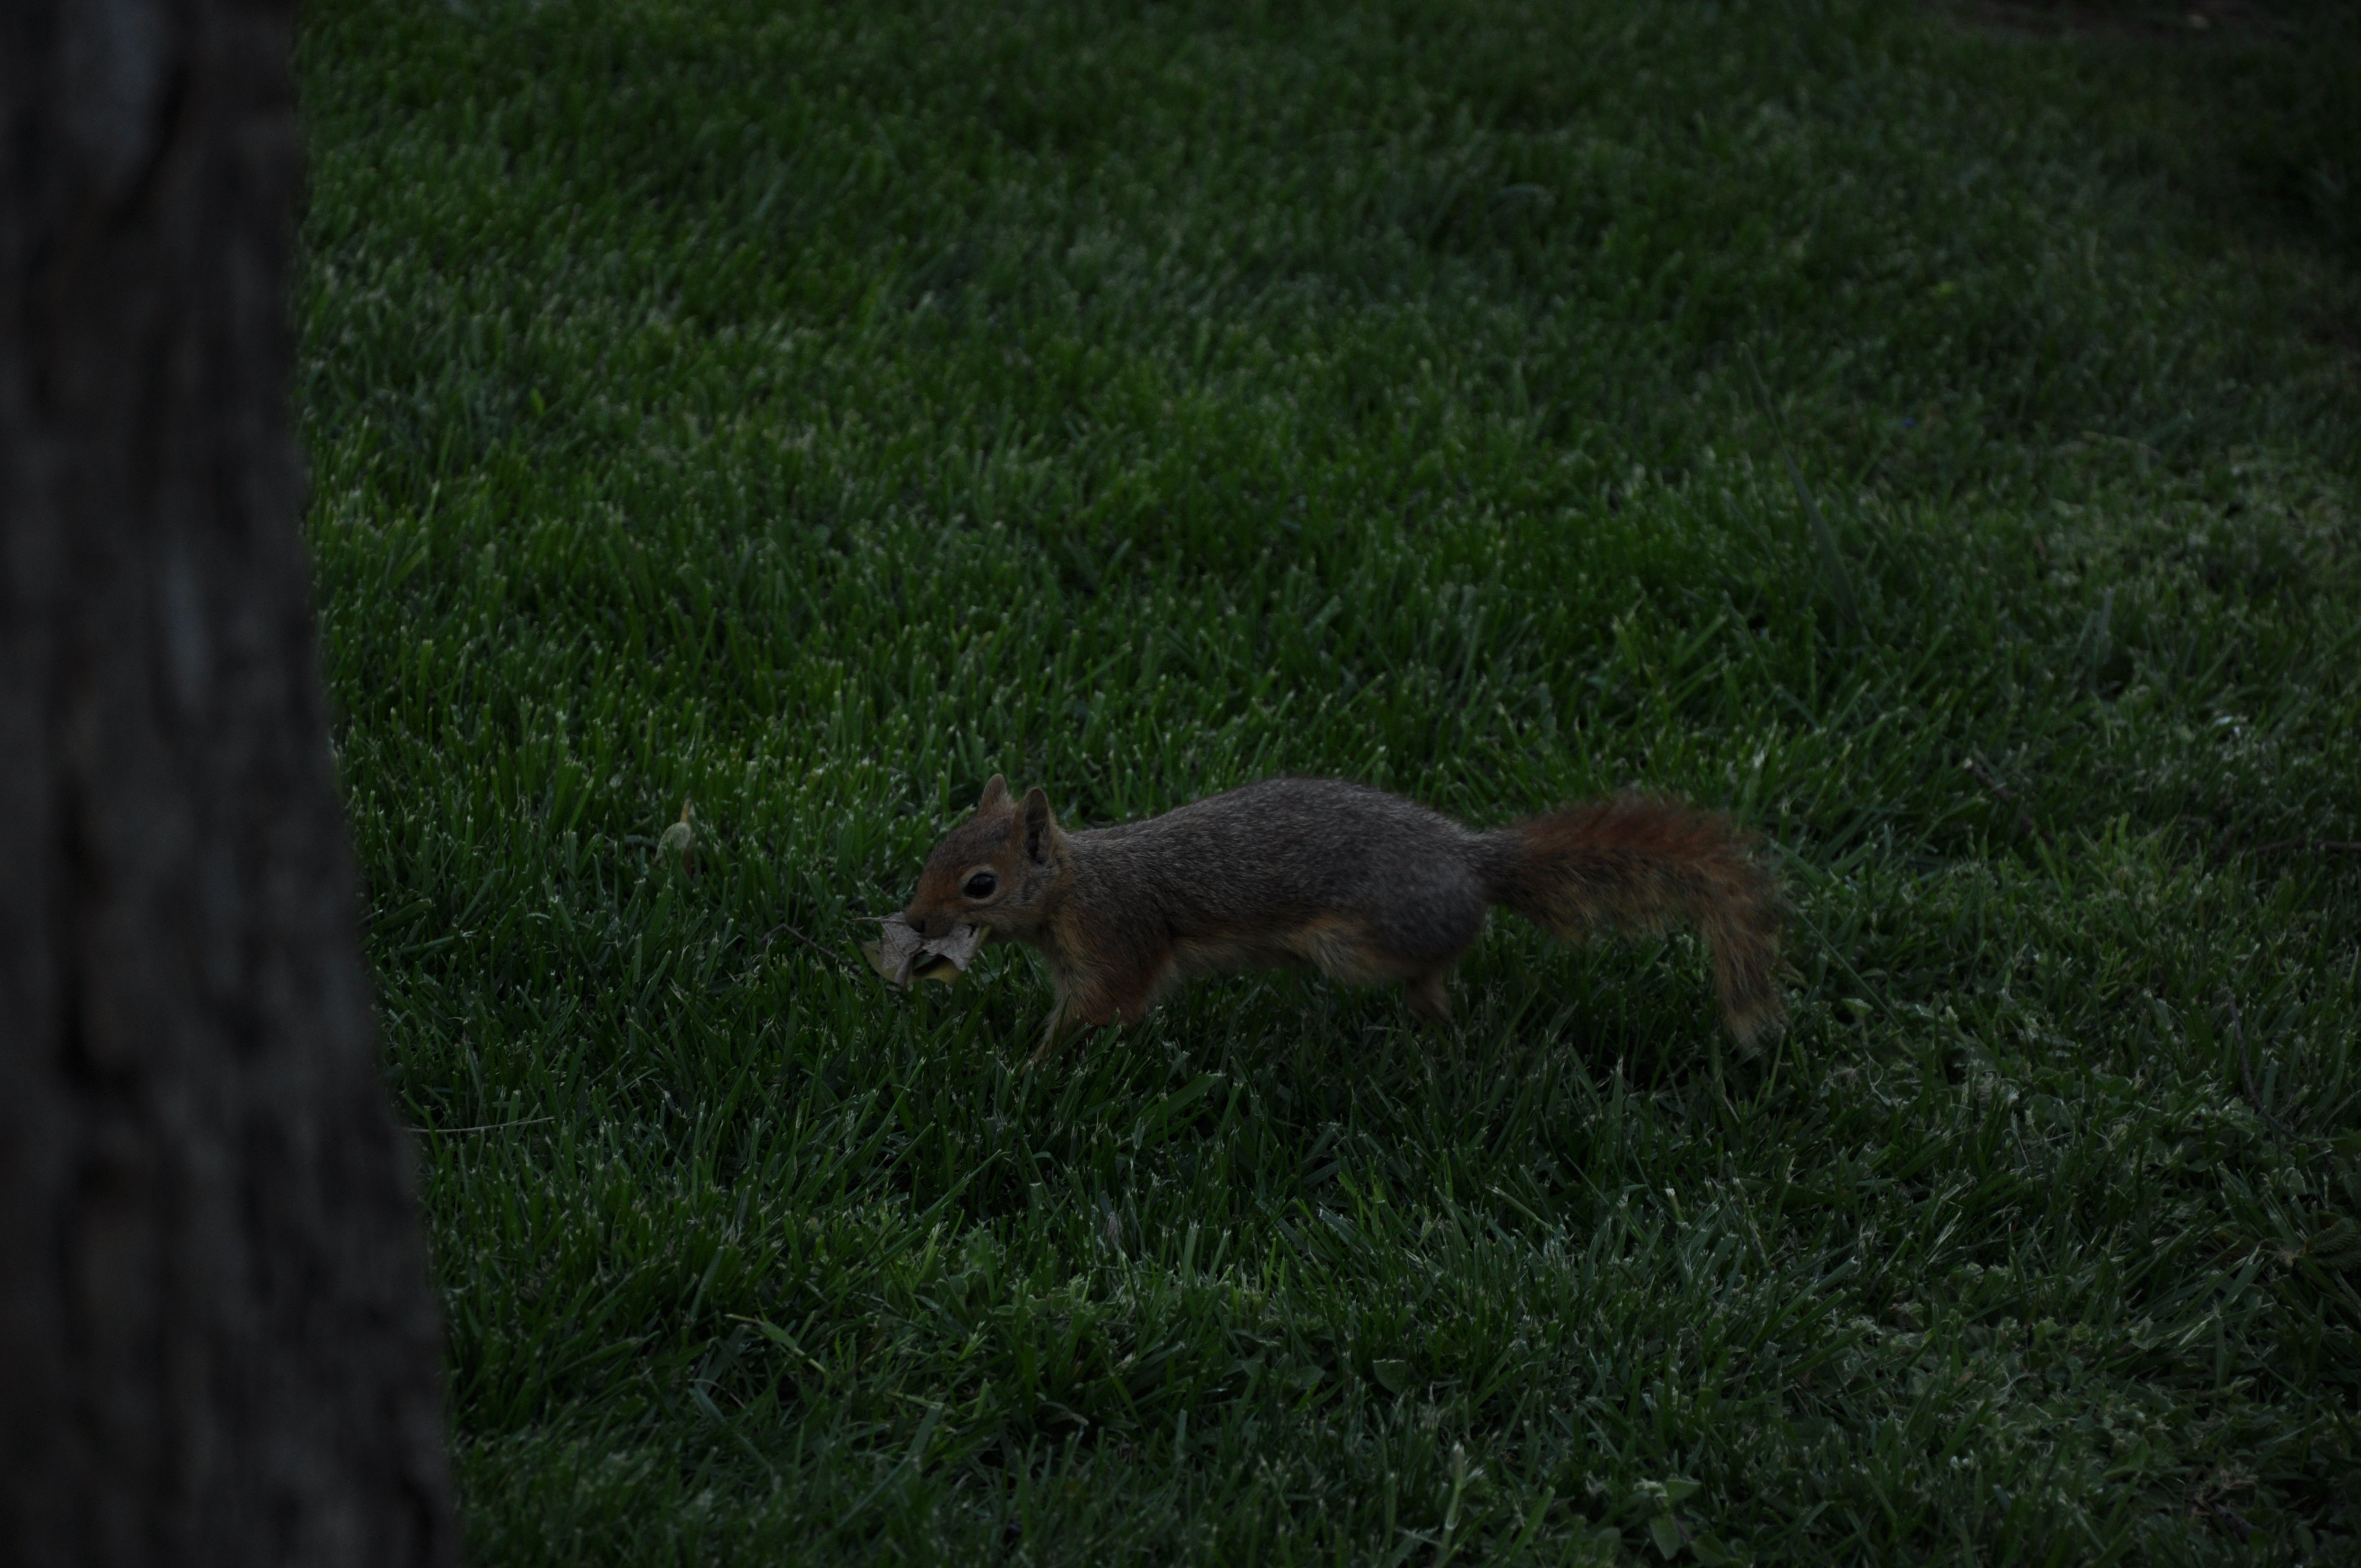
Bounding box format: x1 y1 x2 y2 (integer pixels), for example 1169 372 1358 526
1285 914 1469 1028
1405 967 1455 1027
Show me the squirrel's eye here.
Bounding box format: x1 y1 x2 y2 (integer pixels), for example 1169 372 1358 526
961 871 998 900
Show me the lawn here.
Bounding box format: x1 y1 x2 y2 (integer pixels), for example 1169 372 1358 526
295 0 2361 1560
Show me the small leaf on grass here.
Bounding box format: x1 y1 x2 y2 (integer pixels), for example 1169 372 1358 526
1650 1513 1688 1559
1371 1358 1415 1393
658 798 693 873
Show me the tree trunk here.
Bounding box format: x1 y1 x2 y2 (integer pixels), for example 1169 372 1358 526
0 2 459 1564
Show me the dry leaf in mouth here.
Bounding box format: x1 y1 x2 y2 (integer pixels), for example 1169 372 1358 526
861 914 988 988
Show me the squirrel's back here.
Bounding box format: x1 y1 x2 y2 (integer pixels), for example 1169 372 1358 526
1072 777 1498 952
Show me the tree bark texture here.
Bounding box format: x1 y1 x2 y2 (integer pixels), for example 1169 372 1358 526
0 2 459 1564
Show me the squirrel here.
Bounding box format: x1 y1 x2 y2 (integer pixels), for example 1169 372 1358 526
900 774 1783 1064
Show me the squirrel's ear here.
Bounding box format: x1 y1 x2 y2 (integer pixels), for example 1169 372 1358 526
1020 787 1060 864
978 774 1011 813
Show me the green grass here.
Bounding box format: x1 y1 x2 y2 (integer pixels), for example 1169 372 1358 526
295 0 2361 1560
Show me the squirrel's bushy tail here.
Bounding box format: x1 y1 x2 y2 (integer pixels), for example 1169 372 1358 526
1486 797 1783 1043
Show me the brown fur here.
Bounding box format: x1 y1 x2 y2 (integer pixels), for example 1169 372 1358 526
1495 798 1785 1044
901 775 1783 1063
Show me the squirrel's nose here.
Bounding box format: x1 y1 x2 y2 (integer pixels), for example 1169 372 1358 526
907 907 950 940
